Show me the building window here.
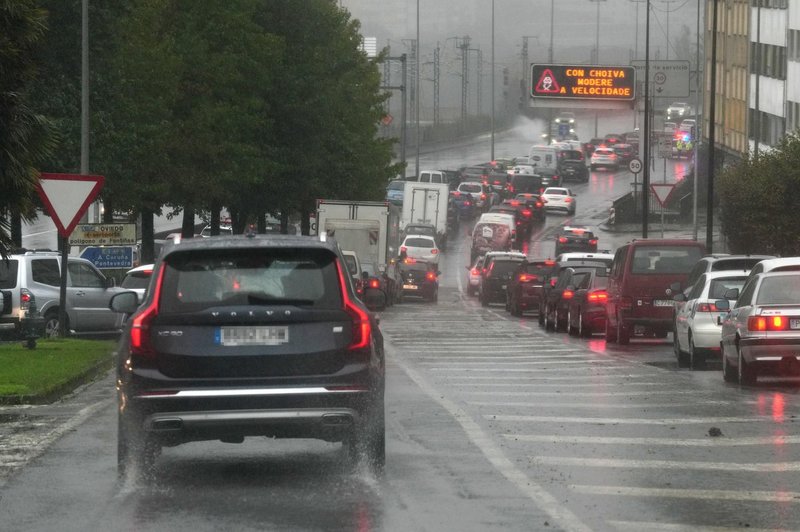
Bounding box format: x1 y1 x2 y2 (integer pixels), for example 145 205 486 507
749 109 787 146
751 42 787 80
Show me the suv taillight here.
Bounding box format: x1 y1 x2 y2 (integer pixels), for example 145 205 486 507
337 260 371 350
130 266 164 357
20 289 33 311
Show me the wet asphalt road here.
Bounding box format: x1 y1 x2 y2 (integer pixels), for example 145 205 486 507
4 114 800 531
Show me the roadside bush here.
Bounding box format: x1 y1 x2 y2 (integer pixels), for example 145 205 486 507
718 133 800 256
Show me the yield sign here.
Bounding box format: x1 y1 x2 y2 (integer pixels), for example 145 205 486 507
650 183 676 208
36 173 105 238
534 69 560 94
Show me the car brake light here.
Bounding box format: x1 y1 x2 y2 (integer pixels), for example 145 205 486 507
464 200 471 206
337 260 371 350
431 248 439 254
619 297 633 309
535 201 543 208
587 290 608 302
471 268 480 275
508 185 514 193
369 279 380 289
522 209 532 217
426 271 436 281
481 193 487 200
563 289 574 299
519 274 537 282
510 200 520 206
130 266 165 357
558 237 568 243
20 289 32 310
454 191 461 197
748 315 788 331
589 239 598 245
400 246 407 254
550 278 557 287
544 260 556 266
564 197 572 203
696 302 718 312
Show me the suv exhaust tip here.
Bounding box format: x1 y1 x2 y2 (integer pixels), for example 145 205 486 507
150 418 183 431
321 413 353 426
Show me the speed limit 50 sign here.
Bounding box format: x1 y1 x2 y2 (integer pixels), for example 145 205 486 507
628 158 643 174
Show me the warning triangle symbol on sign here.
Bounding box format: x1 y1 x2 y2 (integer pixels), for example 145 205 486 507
535 69 560 94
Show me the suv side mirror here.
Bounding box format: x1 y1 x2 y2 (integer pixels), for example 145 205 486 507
672 293 686 302
110 291 139 314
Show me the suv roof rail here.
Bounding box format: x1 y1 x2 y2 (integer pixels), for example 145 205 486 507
11 248 58 255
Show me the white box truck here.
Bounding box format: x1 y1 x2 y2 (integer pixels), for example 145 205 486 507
401 181 449 248
316 199 401 297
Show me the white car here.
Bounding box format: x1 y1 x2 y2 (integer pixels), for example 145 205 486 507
466 256 485 296
457 181 490 209
541 187 576 215
590 148 619 171
400 235 440 265
120 263 155 304
673 271 748 370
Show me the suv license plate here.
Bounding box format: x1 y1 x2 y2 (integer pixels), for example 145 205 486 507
653 300 673 307
216 326 289 346
403 284 418 290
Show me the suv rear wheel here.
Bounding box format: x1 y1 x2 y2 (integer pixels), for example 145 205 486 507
44 310 66 338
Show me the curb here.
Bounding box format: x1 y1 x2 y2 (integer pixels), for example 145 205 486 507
0 353 114 406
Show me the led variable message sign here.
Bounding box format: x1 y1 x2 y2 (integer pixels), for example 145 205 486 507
530 64 636 100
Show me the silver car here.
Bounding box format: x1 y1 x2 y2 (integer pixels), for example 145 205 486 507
673 272 748 370
589 148 619 171
718 271 800 384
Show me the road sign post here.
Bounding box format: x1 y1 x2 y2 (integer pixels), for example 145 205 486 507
629 158 643 207
35 173 105 337
651 183 676 238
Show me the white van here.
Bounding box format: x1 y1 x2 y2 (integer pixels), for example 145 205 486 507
477 212 516 243
418 170 447 184
528 145 560 171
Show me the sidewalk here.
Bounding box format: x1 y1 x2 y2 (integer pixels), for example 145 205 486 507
598 220 728 253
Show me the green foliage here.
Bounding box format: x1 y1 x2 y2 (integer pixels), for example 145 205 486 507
0 339 113 400
718 133 800 255
0 0 57 257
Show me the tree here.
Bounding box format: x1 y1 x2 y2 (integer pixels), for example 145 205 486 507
0 0 57 258
717 133 800 255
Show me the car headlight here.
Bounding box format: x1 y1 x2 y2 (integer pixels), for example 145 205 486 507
569 119 575 123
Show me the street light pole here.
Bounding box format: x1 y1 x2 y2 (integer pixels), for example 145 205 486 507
589 0 607 137
707 0 718 253
491 0 495 161
643 0 651 238
415 0 420 179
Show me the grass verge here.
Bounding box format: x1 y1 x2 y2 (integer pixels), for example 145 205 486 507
0 338 115 404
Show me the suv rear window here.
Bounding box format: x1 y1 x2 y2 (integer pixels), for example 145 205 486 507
121 272 151 290
710 258 764 272
632 246 703 274
31 259 60 286
459 184 482 193
490 260 524 276
0 260 19 289
159 248 342 313
405 237 434 248
757 275 800 304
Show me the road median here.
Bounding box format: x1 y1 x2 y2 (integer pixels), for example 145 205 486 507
0 339 115 405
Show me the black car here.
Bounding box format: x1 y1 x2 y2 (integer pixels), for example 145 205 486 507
397 259 439 302
534 167 562 188
480 256 526 306
558 150 589 183
542 266 597 332
567 268 609 337
111 235 386 477
554 226 598 256
506 259 556 317
583 137 606 157
538 259 608 326
514 193 547 223
500 199 536 237
508 173 544 196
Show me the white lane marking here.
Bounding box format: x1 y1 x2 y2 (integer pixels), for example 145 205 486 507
445 373 660 381
486 414 767 424
21 229 57 238
474 400 733 409
504 434 800 446
609 520 777 532
0 398 112 488
421 359 609 366
429 366 643 373
416 348 579 354
452 382 670 388
570 484 800 503
388 349 593 532
419 354 589 360
534 456 800 472
464 388 707 394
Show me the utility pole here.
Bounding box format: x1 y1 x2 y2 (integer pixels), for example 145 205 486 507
643 0 651 238
459 36 471 123
491 0 495 161
380 55 408 171
475 48 483 116
707 0 719 252
433 43 440 125
415 0 420 180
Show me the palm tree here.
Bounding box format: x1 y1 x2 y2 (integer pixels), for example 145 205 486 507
0 0 57 258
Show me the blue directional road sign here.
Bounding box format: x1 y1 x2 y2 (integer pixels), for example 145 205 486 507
558 123 570 137
80 246 134 269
